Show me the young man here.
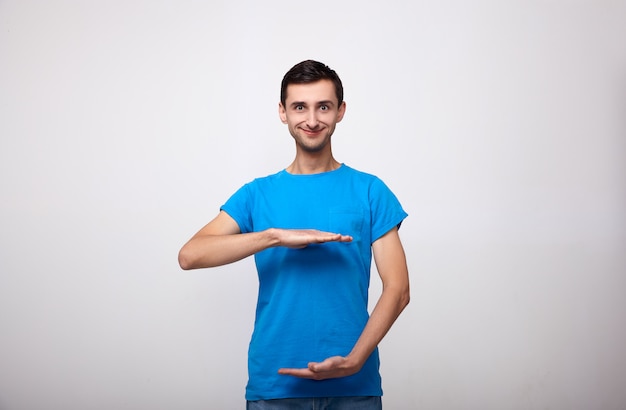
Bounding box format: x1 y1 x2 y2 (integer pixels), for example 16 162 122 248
178 60 410 409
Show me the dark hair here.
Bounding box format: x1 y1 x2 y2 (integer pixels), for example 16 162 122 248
280 60 344 106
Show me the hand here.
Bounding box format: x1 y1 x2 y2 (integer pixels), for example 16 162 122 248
272 229 352 249
277 356 361 380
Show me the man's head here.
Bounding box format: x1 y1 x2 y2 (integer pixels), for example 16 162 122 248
278 61 346 155
280 60 344 107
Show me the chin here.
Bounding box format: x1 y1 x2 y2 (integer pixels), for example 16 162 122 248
299 143 327 153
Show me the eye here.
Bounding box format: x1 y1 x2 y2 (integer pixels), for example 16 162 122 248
320 105 328 111
295 105 304 111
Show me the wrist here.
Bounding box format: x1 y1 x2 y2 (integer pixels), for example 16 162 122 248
264 228 282 247
343 352 366 373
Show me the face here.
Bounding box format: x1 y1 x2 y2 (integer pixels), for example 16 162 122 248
279 80 346 154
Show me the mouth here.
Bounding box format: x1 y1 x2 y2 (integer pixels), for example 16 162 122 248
301 127 324 137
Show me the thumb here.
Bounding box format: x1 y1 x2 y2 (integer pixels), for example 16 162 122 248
307 362 321 372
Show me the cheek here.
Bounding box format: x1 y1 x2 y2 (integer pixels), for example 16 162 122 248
322 111 339 121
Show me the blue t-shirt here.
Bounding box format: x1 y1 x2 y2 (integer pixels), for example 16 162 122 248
221 164 407 401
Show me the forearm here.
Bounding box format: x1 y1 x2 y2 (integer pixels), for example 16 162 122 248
179 225 353 270
178 229 279 270
346 283 410 368
277 285 409 381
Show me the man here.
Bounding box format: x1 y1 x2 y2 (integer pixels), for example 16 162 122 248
178 60 410 409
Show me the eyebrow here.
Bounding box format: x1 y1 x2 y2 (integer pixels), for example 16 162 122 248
289 100 336 108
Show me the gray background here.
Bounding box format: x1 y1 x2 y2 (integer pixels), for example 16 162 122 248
1 0 625 409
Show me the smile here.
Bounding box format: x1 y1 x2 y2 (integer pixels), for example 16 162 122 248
301 127 324 136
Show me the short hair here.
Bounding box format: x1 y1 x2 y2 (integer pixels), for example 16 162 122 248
280 60 344 107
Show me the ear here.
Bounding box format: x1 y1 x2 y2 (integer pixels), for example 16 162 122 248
278 102 287 124
336 101 347 123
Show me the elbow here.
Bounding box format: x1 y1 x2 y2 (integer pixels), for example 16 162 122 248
178 244 218 270
394 278 410 311
178 247 195 270
383 277 411 312
400 286 411 310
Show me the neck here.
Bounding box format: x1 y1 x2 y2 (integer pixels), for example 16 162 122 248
286 153 341 175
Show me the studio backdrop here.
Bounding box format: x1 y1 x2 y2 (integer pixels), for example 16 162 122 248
1 1 625 409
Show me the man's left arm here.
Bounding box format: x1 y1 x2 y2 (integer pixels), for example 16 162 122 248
278 226 410 380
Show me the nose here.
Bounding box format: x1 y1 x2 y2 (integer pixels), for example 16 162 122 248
306 111 319 129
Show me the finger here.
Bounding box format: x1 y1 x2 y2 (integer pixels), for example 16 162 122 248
277 368 314 377
307 362 320 371
279 366 330 381
320 234 352 243
308 359 337 372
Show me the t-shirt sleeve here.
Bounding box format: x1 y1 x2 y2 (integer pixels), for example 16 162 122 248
220 183 254 233
370 177 408 243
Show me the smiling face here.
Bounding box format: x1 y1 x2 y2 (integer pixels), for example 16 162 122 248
279 79 346 154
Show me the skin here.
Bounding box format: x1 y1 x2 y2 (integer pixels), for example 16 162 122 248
278 79 346 172
178 79 410 381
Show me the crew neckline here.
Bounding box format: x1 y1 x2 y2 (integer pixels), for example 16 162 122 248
282 163 346 177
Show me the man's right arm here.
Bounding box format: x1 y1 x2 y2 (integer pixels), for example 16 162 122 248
178 211 352 270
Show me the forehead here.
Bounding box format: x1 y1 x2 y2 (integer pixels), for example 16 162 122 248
284 79 337 104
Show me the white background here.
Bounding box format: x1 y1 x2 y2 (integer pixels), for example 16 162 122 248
1 1 625 409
